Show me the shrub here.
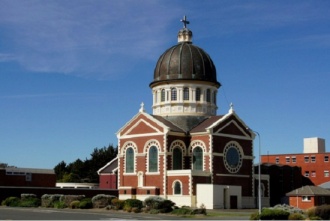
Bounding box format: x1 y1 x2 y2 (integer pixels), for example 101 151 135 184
54 201 67 209
92 194 116 208
111 198 125 210
143 196 175 213
259 208 289 220
79 198 93 209
70 200 80 209
124 199 143 211
41 194 63 207
21 194 37 200
171 207 194 216
250 211 260 220
132 207 141 213
1 197 20 207
60 195 85 207
20 197 41 207
314 204 330 220
288 213 305 220
149 209 160 214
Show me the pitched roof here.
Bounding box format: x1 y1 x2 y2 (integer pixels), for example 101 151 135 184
151 115 187 133
190 115 224 133
286 185 330 196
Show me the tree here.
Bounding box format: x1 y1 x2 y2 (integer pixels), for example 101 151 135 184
54 144 117 182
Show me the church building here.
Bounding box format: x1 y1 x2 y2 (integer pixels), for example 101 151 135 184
106 16 266 209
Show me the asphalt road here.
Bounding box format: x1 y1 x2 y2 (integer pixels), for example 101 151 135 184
0 206 253 220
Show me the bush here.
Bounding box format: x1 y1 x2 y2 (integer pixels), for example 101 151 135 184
41 194 63 207
20 198 41 207
288 213 305 220
250 211 260 220
1 197 20 207
79 198 93 209
54 201 67 209
143 196 175 213
259 208 289 220
314 204 330 220
132 207 141 213
171 207 194 216
92 194 116 208
70 200 80 209
21 194 37 200
124 199 143 211
111 198 125 210
60 195 85 207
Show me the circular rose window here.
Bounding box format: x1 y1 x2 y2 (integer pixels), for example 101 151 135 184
223 142 243 173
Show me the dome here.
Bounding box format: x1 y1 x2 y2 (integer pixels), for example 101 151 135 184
150 42 220 88
150 16 220 88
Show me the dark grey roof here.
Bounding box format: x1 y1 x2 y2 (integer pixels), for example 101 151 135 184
190 115 224 133
286 185 330 196
151 115 186 132
319 181 330 189
150 42 220 88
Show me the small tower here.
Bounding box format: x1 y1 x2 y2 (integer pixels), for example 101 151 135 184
150 16 221 122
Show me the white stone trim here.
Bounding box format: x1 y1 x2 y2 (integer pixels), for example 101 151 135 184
189 140 207 171
144 140 161 173
172 180 183 195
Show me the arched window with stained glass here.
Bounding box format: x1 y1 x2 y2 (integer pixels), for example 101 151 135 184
173 147 183 170
193 146 203 170
148 146 158 172
125 148 134 173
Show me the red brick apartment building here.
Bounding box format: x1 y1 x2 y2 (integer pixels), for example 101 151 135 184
261 137 330 186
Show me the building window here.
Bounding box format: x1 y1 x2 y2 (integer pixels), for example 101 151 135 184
183 87 189 101
213 91 216 104
206 89 211 102
325 156 329 162
275 157 279 164
125 148 134 173
292 157 296 163
155 91 158 103
302 196 311 202
311 156 316 163
325 171 329 177
196 88 201 101
148 146 158 172
193 147 203 170
161 89 165 102
311 171 316 177
173 181 182 195
304 156 309 163
285 157 290 163
305 171 309 177
171 88 177 101
173 147 183 170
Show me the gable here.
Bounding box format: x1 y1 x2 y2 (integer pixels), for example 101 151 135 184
211 114 251 139
118 112 167 138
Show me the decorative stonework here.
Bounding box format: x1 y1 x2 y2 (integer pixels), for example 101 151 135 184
223 141 243 173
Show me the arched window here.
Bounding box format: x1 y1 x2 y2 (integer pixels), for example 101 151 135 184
196 88 201 101
171 88 177 101
193 147 203 170
126 148 134 173
161 89 165 102
155 91 158 103
183 87 189 101
174 181 181 195
148 146 158 172
173 148 182 170
206 89 211 102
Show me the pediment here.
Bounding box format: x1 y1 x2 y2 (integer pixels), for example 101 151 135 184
119 113 165 138
214 119 249 138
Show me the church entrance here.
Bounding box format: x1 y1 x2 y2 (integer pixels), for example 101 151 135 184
230 195 238 209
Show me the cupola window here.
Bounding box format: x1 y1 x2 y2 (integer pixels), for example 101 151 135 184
171 88 177 101
206 89 211 102
161 89 165 102
196 88 201 101
183 87 189 101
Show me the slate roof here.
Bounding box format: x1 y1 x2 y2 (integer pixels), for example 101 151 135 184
286 185 330 196
190 115 224 133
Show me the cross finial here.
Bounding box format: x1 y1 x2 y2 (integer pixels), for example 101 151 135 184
139 102 145 112
180 15 190 28
229 102 235 114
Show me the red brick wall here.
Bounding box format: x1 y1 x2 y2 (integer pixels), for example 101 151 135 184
99 174 117 189
261 153 330 185
0 170 56 187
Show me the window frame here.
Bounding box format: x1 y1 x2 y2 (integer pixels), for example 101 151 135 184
171 88 177 101
148 146 159 173
183 87 189 101
172 147 183 170
196 88 201 101
125 147 135 173
192 146 203 171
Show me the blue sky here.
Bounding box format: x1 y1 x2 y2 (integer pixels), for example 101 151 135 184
1 1 330 169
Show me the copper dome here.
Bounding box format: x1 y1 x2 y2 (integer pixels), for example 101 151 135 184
150 42 220 88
